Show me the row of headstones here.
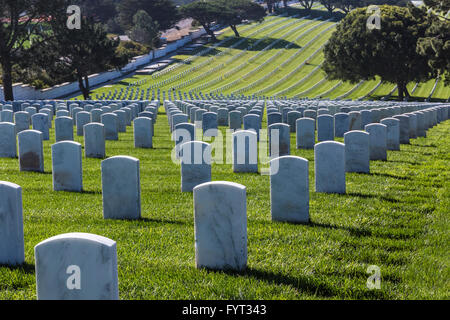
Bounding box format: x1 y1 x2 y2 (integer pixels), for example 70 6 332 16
2 100 155 135
165 100 266 138
281 101 450 115
0 149 361 301
0 99 155 113
167 100 448 144
0 174 250 299
7 108 440 200
266 102 445 133
166 100 450 184
0 120 156 180
2 98 446 298
0 102 160 160
291 105 449 149
175 104 449 190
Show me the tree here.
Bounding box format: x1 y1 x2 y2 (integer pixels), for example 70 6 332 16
182 0 265 39
117 0 180 32
422 0 450 13
180 0 221 41
332 0 358 14
323 6 434 100
34 14 128 99
128 10 160 49
0 0 61 101
265 0 278 13
417 0 450 85
332 0 409 14
216 0 266 37
320 0 336 13
298 0 315 10
76 0 118 23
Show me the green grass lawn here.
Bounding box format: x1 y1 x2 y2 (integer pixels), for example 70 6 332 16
0 110 449 300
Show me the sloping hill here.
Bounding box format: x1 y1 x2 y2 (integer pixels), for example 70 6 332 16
84 10 449 102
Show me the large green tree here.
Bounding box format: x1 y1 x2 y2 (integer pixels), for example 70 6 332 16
128 10 160 49
265 0 278 13
181 0 265 40
298 0 315 10
0 0 61 101
117 0 179 32
332 0 359 13
323 5 433 100
77 0 118 23
417 0 450 85
423 0 450 12
216 0 266 37
320 0 337 13
180 0 220 41
31 13 128 99
332 0 408 14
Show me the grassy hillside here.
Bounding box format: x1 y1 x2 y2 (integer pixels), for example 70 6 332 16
77 9 449 102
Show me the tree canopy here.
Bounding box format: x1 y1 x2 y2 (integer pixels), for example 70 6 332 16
297 0 315 10
117 0 180 32
323 5 434 100
180 0 221 41
30 11 128 99
128 10 160 49
0 0 62 100
181 0 266 40
417 0 450 85
215 0 266 37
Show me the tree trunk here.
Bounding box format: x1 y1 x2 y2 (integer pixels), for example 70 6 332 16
77 72 89 100
283 0 288 8
397 82 404 101
404 85 410 99
230 25 240 37
203 24 217 42
1 57 14 101
268 4 273 13
84 75 90 99
397 81 410 101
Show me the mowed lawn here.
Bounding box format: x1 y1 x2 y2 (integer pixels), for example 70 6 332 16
0 109 449 300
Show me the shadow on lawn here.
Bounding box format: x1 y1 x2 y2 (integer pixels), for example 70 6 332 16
309 221 416 240
344 191 401 203
0 262 35 275
309 221 372 238
216 267 389 299
386 159 421 165
81 190 102 195
412 144 437 148
139 217 187 225
365 172 411 181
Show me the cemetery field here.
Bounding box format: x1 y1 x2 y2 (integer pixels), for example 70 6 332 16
0 110 449 300
76 11 450 102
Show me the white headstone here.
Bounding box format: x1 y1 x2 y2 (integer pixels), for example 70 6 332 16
18 130 44 172
270 156 309 223
52 141 83 192
193 181 247 271
34 233 119 300
0 122 17 158
315 141 345 194
344 130 370 173
84 123 105 159
180 141 211 192
0 181 24 265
